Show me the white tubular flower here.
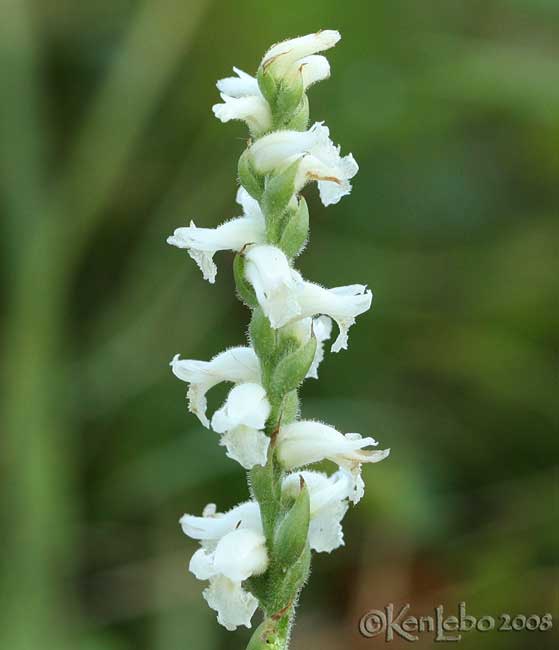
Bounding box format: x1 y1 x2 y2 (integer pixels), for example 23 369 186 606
283 470 353 553
211 383 271 469
181 502 268 631
295 281 372 352
261 30 341 77
170 347 260 428
285 315 333 378
276 420 390 503
244 245 303 328
167 189 266 284
243 244 370 350
249 122 358 206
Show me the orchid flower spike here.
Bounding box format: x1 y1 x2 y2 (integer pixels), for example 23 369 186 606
170 29 392 645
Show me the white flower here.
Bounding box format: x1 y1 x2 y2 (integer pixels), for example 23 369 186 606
181 501 267 631
211 383 271 469
249 122 358 206
244 245 303 328
243 245 371 351
261 30 341 78
282 469 353 553
276 420 390 503
167 188 266 283
170 347 260 428
284 315 333 378
294 281 372 352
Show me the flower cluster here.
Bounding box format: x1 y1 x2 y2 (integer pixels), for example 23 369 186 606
168 31 389 646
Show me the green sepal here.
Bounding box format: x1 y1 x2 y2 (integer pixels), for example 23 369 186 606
268 390 299 432
244 573 269 608
274 74 304 127
280 390 299 425
238 148 264 201
274 478 310 568
246 618 289 650
257 65 279 108
233 253 258 308
278 197 309 259
249 458 282 545
250 307 276 366
261 160 300 243
284 94 309 131
268 336 317 398
270 543 312 613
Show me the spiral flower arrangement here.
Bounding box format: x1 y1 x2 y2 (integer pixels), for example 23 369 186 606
168 30 390 649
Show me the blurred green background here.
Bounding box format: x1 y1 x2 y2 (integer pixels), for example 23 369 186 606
1 1 557 649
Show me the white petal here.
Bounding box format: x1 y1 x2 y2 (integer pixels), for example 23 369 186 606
291 123 359 206
216 67 260 97
249 129 318 173
168 218 265 254
189 547 216 580
221 425 270 469
299 55 331 88
180 500 262 542
262 30 341 72
236 186 264 220
308 499 348 552
277 420 388 470
244 245 302 328
294 282 372 352
170 348 260 428
212 94 272 133
213 528 268 582
317 153 358 206
307 316 332 378
167 216 266 283
203 576 259 631
211 383 271 433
